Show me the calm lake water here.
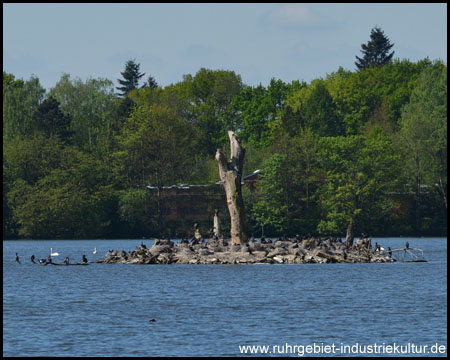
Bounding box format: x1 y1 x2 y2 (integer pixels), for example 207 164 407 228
3 237 447 357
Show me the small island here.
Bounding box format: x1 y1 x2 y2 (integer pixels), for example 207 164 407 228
98 236 394 265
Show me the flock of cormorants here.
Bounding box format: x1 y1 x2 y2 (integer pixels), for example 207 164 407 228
13 240 413 265
15 249 92 266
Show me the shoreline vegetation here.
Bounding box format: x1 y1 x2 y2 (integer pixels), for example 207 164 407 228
4 31 447 241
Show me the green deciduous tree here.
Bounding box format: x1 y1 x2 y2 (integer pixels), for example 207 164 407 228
184 68 244 156
327 59 432 135
252 153 290 234
3 133 64 185
230 79 300 148
6 142 114 239
116 104 196 188
3 72 46 139
317 131 400 244
288 127 321 216
3 163 16 238
115 104 197 232
269 126 322 235
49 73 118 154
117 188 159 237
396 62 447 233
300 81 345 137
251 126 321 236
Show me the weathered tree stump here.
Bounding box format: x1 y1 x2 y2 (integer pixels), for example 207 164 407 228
345 219 355 247
215 131 248 245
213 208 221 239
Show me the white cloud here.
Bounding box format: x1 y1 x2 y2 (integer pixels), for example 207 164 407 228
266 4 325 28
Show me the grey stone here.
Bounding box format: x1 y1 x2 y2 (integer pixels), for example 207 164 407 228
101 236 394 265
230 244 241 252
267 248 288 258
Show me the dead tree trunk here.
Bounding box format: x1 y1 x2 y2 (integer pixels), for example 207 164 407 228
345 218 355 247
213 209 221 239
215 131 248 245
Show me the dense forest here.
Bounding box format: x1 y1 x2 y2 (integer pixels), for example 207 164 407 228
3 29 447 240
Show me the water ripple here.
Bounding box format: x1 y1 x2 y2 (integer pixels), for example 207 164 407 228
3 238 447 357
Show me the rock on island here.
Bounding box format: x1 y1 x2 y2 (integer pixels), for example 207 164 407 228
99 236 394 265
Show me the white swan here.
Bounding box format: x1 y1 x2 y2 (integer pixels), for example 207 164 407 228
93 248 97 254
50 248 60 256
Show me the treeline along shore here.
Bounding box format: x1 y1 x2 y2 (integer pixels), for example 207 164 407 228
3 27 447 240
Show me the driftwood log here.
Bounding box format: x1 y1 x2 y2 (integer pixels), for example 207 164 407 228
215 131 248 245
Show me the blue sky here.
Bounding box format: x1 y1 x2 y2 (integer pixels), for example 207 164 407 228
3 3 447 91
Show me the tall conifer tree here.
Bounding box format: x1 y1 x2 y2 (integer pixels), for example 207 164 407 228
143 75 158 89
116 59 145 96
355 26 395 70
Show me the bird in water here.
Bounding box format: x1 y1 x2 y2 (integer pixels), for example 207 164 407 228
50 248 60 256
149 319 156 323
30 254 36 263
15 253 20 264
